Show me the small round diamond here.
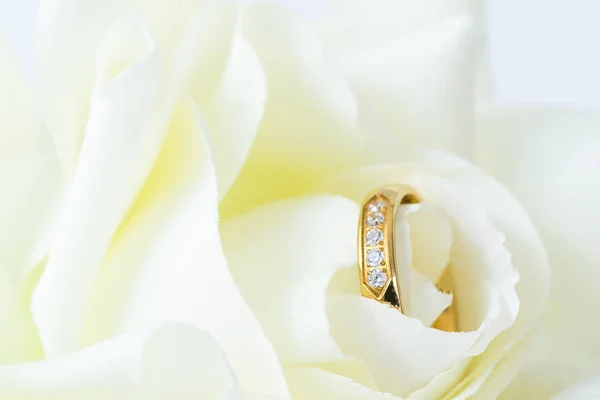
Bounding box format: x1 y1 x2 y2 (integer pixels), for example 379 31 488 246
366 212 384 227
368 269 387 288
366 229 384 246
368 201 386 213
366 249 384 267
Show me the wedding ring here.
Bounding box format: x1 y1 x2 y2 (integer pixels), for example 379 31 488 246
358 185 457 331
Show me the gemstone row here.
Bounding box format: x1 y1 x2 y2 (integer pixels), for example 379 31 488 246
364 199 387 288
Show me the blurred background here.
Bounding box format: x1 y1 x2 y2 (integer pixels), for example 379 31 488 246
1 0 599 109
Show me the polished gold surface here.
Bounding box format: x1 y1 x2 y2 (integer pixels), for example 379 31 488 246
358 185 456 331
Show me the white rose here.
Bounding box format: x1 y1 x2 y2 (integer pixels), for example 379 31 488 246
0 1 290 398
551 376 600 400
476 108 600 398
0 0 596 399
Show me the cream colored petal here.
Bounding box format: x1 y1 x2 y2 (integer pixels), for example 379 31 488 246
327 293 481 396
352 150 548 396
320 164 520 396
202 19 266 198
468 338 527 400
31 21 165 357
138 325 239 400
407 204 453 284
316 0 479 161
0 324 243 400
551 376 600 400
36 0 232 174
396 203 453 325
315 0 476 58
329 14 479 159
163 1 262 198
323 166 518 331
80 99 289 399
410 270 453 328
0 38 62 284
500 361 590 400
476 107 596 395
221 4 363 216
0 276 43 364
0 38 61 363
408 358 472 399
285 367 400 400
221 196 359 365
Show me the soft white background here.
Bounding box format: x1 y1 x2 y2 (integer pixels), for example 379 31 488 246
1 0 599 108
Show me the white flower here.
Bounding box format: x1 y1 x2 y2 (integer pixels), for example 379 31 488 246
0 1 289 398
551 376 600 400
0 0 597 399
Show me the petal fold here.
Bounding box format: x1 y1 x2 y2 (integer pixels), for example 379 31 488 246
0 324 243 400
32 22 164 356
80 99 289 399
221 196 359 365
0 38 61 364
221 4 363 216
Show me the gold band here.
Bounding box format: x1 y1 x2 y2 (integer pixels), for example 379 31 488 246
358 185 456 331
358 185 420 314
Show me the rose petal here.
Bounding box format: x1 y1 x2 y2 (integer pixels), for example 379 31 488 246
201 19 266 198
39 0 261 199
500 361 590 400
138 325 238 400
31 20 165 357
285 366 400 400
558 378 600 400
410 270 453 328
37 0 218 174
476 107 597 395
322 13 479 159
327 293 482 396
341 150 549 397
322 166 519 330
408 358 472 399
395 203 453 325
220 4 363 216
221 196 359 364
320 164 520 396
406 204 453 284
0 324 245 399
315 0 475 57
404 151 550 397
0 38 62 363
0 38 62 284
550 376 600 400
79 99 289 399
325 260 452 329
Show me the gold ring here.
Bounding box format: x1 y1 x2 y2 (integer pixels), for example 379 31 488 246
358 185 456 331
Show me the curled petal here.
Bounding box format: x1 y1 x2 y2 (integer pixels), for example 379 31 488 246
320 162 523 396
79 99 289 399
321 12 479 158
477 107 599 396
221 196 359 365
316 0 476 57
0 324 248 399
0 38 62 363
36 0 215 173
32 19 164 357
221 4 363 216
285 366 400 400
551 376 600 400
410 270 453 328
202 19 266 198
